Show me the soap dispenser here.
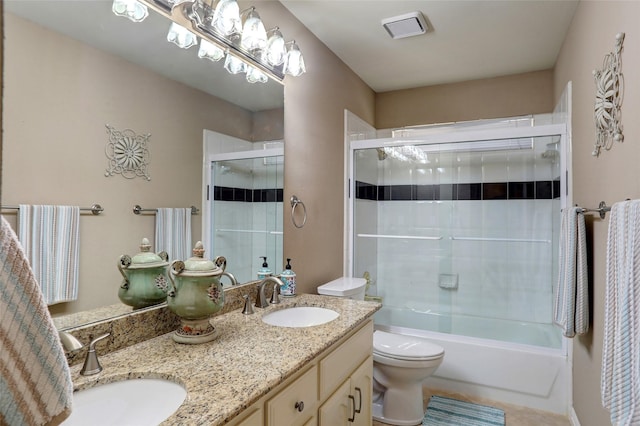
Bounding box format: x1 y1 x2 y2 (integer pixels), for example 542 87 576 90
280 258 296 297
257 256 272 280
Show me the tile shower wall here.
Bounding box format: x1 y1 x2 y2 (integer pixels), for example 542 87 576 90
354 136 561 326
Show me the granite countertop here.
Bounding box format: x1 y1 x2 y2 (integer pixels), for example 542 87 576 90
69 294 381 425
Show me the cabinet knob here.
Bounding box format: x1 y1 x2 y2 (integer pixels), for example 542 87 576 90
295 401 304 412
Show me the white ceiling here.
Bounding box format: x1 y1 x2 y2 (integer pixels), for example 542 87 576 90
280 0 579 92
5 0 579 108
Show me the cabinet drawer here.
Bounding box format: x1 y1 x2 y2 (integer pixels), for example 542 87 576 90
266 365 318 426
319 320 373 399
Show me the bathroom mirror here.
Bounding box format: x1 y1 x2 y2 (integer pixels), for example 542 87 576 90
2 0 284 326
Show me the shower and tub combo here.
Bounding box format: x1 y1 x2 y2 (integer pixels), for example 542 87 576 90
345 110 572 421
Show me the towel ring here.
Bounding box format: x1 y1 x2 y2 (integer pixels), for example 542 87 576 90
290 195 307 228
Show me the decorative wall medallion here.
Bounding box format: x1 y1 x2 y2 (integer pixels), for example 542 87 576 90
105 124 151 180
592 32 625 157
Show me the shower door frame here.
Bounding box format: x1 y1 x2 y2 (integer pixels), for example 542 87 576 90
346 123 569 280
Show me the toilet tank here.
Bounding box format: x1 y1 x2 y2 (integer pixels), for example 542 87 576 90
317 277 367 300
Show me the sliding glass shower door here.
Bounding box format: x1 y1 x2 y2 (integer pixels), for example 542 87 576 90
350 128 565 348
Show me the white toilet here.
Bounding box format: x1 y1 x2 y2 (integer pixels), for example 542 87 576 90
372 330 444 425
317 278 445 426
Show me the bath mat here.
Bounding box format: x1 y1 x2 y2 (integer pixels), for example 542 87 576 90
423 395 505 425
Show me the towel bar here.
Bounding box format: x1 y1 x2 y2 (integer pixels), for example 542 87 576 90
133 205 198 215
2 204 103 215
579 201 611 219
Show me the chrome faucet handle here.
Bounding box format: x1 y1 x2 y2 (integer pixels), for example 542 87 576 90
242 294 254 315
270 282 281 305
80 333 110 376
58 330 84 352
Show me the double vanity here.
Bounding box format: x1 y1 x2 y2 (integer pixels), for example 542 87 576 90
63 293 380 425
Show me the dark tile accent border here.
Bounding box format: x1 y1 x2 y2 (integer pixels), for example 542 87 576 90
356 180 558 201
214 186 283 202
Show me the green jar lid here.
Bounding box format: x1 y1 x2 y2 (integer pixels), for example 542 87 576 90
125 238 169 269
174 241 225 277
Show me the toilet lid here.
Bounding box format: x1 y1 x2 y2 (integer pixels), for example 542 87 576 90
373 330 444 361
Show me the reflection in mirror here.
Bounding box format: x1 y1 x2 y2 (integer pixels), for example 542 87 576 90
202 130 284 284
209 150 284 283
2 0 284 326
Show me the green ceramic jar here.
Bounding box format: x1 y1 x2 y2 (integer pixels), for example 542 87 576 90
117 238 170 309
167 241 229 344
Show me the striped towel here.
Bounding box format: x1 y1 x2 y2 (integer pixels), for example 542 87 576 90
553 206 589 337
155 208 192 261
602 200 640 425
0 215 73 426
18 205 80 305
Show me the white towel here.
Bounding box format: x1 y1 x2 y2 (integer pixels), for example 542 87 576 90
0 215 73 425
155 208 192 261
18 205 80 305
602 200 640 425
553 206 589 337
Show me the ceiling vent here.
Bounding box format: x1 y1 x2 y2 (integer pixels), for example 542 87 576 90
382 11 429 39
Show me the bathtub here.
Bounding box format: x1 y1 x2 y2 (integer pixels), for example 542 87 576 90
374 306 569 414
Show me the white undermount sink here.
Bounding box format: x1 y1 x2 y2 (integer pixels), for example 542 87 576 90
62 378 186 426
262 306 339 328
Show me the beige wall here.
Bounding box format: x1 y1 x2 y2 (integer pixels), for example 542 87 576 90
376 69 554 128
2 13 271 315
554 2 640 425
279 5 376 294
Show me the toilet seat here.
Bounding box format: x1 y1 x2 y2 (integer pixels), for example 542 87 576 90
373 330 444 361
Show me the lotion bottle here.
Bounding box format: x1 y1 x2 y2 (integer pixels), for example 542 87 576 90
280 258 296 297
257 256 272 280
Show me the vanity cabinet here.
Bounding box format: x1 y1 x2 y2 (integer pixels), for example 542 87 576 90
227 319 374 426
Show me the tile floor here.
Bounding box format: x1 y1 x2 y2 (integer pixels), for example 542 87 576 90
372 387 570 426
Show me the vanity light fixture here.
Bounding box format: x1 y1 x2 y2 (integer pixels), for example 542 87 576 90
112 0 149 22
283 41 306 77
240 7 267 54
114 0 306 84
224 52 247 74
265 27 286 67
167 22 198 49
198 39 225 61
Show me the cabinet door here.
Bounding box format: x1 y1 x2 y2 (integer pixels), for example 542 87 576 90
236 406 263 426
319 380 351 426
350 356 373 426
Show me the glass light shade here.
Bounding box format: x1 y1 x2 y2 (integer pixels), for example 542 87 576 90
265 27 286 66
167 23 198 49
112 0 148 22
212 0 241 37
240 8 267 53
198 40 225 61
246 66 268 84
224 54 247 74
283 42 306 77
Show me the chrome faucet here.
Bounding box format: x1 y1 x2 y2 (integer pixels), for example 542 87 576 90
255 276 284 308
221 271 238 286
58 331 111 376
